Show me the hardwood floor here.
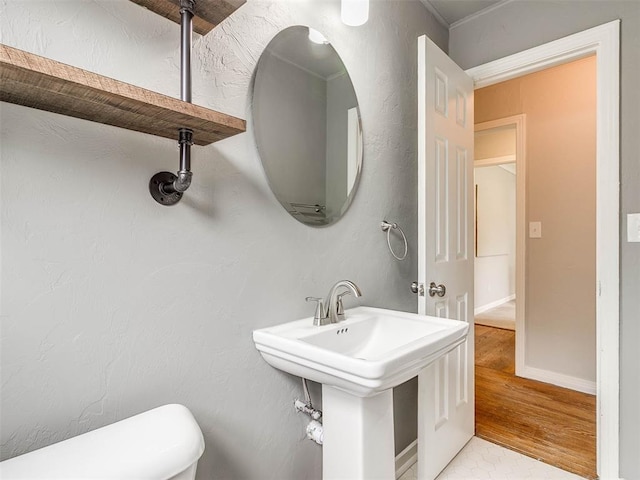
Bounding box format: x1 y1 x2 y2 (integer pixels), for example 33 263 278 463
475 325 597 479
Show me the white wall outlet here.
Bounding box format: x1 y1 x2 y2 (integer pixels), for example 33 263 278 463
529 221 542 238
627 213 640 242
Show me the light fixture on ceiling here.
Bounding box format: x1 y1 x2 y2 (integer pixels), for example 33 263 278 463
308 27 329 45
341 0 369 26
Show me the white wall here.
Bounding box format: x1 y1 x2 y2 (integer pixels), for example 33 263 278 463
449 3 640 475
474 165 516 311
0 0 447 476
325 72 357 218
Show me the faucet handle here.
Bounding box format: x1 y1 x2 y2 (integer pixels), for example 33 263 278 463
306 297 327 326
336 291 351 321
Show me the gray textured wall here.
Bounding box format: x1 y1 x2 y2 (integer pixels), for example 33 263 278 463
0 0 446 477
449 2 640 477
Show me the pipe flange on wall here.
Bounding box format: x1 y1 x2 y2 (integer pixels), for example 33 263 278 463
306 420 324 445
149 171 183 206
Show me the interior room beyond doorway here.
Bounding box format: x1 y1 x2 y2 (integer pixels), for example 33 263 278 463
472 55 597 479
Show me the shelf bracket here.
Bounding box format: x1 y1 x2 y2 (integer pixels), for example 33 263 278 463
150 0 196 206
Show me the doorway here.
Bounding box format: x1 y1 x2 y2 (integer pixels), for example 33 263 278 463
473 121 520 333
471 56 598 478
465 19 620 477
472 116 527 395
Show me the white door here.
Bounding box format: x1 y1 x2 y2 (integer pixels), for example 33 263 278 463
416 36 474 480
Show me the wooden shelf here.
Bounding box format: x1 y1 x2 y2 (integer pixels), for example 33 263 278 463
129 0 246 36
0 44 246 146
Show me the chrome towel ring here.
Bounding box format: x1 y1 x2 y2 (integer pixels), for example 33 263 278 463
381 220 408 261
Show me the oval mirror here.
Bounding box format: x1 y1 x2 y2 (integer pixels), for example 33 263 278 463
253 26 363 226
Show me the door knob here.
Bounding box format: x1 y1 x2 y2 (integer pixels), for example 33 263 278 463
428 282 446 297
411 282 425 296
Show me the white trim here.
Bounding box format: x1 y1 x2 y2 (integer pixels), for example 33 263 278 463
395 439 417 479
466 20 620 479
474 154 515 166
475 114 526 380
474 294 515 316
465 22 615 88
519 365 597 396
449 0 514 30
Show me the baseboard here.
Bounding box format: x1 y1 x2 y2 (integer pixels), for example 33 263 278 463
474 294 515 316
518 365 596 395
395 439 417 479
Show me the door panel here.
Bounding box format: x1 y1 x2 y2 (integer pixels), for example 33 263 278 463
417 35 474 480
435 137 449 262
456 148 468 260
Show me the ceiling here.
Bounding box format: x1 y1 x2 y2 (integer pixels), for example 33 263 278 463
420 0 504 27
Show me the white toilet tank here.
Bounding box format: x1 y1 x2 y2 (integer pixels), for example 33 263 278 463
0 404 205 479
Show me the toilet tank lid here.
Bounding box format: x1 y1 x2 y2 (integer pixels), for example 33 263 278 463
0 404 205 479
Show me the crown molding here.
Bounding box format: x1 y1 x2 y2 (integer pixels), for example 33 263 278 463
450 0 514 29
419 0 449 29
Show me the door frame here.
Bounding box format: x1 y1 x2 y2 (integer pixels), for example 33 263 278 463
466 20 620 478
474 115 526 378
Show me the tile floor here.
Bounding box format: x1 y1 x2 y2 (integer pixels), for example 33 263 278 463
398 437 585 480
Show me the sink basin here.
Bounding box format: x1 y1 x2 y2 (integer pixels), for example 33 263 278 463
253 306 468 397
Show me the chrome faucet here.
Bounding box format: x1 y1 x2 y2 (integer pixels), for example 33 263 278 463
306 280 363 326
326 280 362 324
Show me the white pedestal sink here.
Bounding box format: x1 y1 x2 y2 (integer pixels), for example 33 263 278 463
322 385 395 479
253 307 468 480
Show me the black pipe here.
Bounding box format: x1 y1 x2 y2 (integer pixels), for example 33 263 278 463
180 0 193 103
155 1 195 200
